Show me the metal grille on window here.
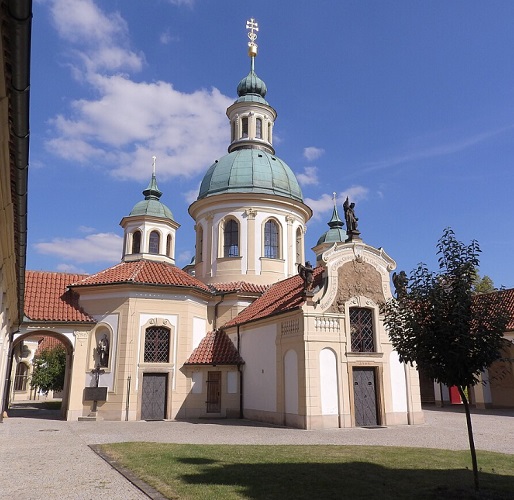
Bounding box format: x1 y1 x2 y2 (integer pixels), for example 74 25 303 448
264 220 279 258
144 326 170 363
350 308 375 352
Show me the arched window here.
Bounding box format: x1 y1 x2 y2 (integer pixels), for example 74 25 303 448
256 118 262 139
144 326 170 363
296 227 302 265
197 225 204 262
231 120 236 142
349 308 375 352
132 230 141 254
166 234 172 257
241 117 248 138
14 363 28 391
223 219 239 257
264 219 279 258
149 230 160 254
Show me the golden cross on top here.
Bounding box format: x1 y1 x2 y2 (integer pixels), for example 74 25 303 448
246 18 259 44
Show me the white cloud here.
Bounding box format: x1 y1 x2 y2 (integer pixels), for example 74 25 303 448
56 263 88 274
296 166 319 186
78 225 96 233
167 0 195 6
360 126 513 174
184 186 200 205
34 232 122 264
49 0 143 74
177 250 193 266
303 146 325 161
305 185 368 221
160 30 179 45
44 1 233 182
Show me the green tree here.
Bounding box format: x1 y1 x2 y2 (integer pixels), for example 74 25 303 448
30 345 67 395
472 273 495 294
383 228 510 492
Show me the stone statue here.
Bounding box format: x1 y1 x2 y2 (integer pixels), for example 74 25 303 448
298 261 314 291
97 334 109 368
343 197 359 233
392 271 408 299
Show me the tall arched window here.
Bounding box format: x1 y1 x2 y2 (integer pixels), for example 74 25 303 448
223 219 239 257
264 219 279 258
296 227 303 265
132 230 141 254
144 326 170 363
166 234 172 257
14 363 28 391
149 230 160 254
256 118 262 139
197 226 204 262
349 308 375 352
241 117 248 138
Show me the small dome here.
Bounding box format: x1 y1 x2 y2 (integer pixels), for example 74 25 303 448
198 149 303 202
237 70 267 100
316 203 346 245
128 174 174 220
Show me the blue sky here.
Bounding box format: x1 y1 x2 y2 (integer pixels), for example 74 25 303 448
28 0 514 287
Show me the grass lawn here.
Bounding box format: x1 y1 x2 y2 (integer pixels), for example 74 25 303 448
99 443 514 499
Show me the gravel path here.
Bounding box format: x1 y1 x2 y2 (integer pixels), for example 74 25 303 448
1 406 513 499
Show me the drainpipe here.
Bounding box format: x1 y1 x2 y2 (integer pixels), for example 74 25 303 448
237 325 243 419
213 293 226 331
1 330 19 423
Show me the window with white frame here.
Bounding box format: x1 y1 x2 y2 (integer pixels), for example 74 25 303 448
223 219 239 257
149 230 160 254
264 219 279 258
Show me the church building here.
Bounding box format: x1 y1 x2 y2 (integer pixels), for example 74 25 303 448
10 20 424 429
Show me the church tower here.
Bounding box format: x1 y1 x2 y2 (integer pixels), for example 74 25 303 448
189 19 312 286
120 157 180 264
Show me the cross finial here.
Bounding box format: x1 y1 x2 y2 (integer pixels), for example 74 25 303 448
332 192 337 205
152 155 156 176
246 18 259 58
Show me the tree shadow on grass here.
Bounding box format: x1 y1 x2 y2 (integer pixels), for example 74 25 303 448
178 461 514 499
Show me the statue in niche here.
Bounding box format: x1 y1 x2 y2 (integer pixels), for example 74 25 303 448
298 261 314 291
97 334 109 368
343 197 359 232
392 271 408 299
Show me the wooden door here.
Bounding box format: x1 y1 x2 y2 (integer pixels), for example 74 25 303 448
353 368 378 427
141 373 167 420
206 371 221 413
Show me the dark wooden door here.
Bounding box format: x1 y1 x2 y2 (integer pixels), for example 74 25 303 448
141 373 167 420
353 368 378 426
206 371 221 413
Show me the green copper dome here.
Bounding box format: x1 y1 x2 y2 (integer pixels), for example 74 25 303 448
317 202 346 245
198 149 303 202
129 174 174 220
236 69 269 105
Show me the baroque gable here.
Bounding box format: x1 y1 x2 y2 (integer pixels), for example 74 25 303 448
316 242 396 313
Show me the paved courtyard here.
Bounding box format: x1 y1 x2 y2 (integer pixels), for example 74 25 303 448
1 405 513 499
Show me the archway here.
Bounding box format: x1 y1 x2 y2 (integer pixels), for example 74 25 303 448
8 331 74 420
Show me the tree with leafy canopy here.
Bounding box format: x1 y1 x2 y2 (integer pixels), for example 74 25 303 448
30 345 66 395
383 228 510 492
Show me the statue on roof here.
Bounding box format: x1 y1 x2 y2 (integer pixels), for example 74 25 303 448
392 271 408 299
298 261 314 292
343 197 361 241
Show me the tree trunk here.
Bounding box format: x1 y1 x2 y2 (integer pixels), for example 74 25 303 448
458 385 479 492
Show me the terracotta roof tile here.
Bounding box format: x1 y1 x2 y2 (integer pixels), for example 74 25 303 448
35 336 66 355
71 260 211 292
24 271 95 323
210 281 269 294
223 266 324 328
185 330 244 365
475 288 514 331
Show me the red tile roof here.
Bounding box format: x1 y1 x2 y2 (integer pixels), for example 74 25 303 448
475 288 514 331
210 281 269 294
71 260 211 292
25 271 95 323
185 330 244 365
222 266 324 328
35 336 66 355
